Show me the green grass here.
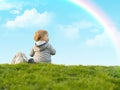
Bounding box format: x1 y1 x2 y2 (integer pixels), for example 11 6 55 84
0 63 120 90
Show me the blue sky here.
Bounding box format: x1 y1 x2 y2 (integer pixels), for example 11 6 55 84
0 0 120 65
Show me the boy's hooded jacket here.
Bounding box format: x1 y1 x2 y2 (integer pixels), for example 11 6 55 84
30 41 56 63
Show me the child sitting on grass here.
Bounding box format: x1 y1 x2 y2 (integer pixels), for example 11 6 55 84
29 30 56 63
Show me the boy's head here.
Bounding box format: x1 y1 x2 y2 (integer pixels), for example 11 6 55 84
34 30 49 42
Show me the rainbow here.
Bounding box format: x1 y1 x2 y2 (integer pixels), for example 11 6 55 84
69 0 120 61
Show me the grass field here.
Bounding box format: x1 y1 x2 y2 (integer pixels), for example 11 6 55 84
0 63 120 90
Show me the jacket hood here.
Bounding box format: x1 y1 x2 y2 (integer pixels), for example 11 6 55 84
35 41 48 51
35 41 46 46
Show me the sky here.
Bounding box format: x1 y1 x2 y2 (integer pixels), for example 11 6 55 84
0 0 120 65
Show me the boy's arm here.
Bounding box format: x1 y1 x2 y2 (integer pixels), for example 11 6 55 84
47 44 56 55
30 47 35 57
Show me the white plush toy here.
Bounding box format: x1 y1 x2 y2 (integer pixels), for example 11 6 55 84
11 52 28 64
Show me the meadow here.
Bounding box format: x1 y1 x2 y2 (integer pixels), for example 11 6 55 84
0 63 120 90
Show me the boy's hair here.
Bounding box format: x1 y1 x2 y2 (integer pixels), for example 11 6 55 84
34 30 48 41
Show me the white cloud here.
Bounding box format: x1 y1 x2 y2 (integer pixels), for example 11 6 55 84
86 32 107 46
73 21 94 29
58 24 80 39
0 2 22 15
58 21 95 39
10 10 20 14
91 28 100 33
5 8 53 29
0 2 18 10
86 26 120 47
